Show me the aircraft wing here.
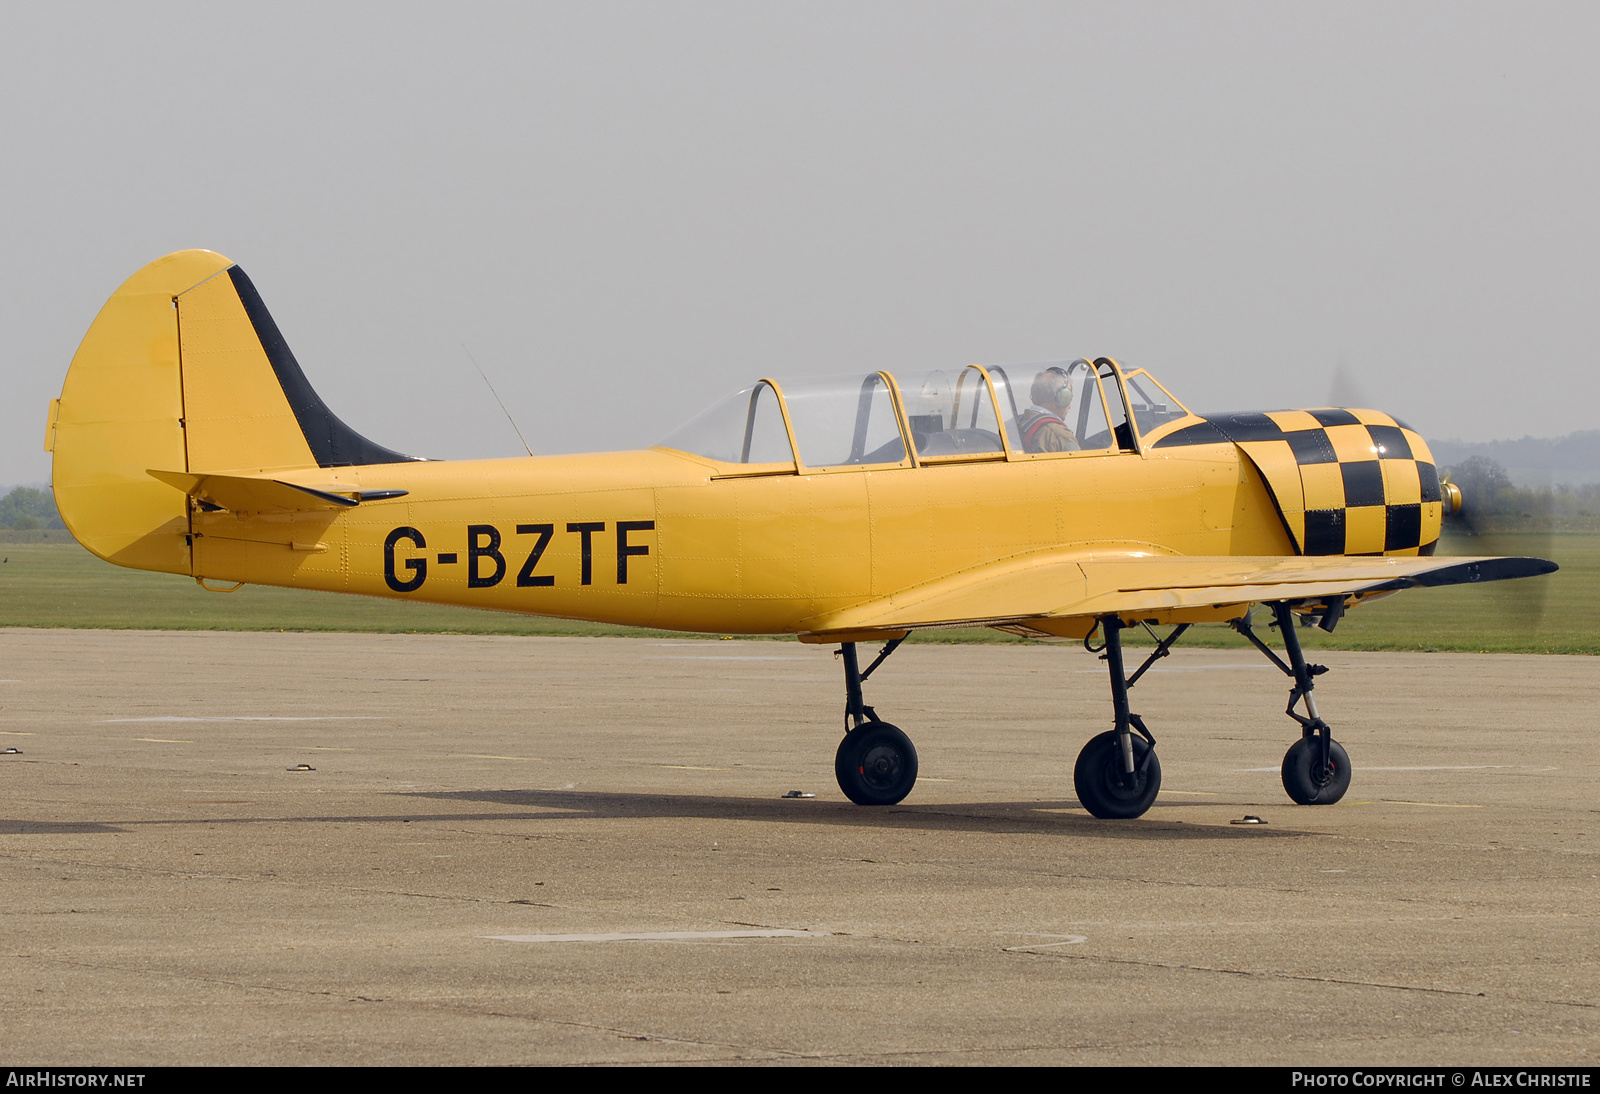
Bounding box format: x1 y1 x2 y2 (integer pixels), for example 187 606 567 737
147 469 407 513
801 550 1557 635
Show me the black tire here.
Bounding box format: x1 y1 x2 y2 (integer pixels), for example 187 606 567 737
835 721 918 806
1073 730 1161 819
1281 737 1351 805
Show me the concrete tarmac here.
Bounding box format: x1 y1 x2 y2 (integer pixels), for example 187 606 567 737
1 629 1595 1065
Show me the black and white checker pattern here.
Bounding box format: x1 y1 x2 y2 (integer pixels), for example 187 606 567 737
1152 409 1443 556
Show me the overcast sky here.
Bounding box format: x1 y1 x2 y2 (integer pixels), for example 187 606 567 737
3 2 1596 485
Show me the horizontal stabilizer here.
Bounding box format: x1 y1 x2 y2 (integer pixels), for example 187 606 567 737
147 469 407 513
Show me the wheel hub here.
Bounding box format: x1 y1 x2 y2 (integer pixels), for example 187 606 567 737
1074 730 1162 820
861 745 903 789
1103 761 1147 801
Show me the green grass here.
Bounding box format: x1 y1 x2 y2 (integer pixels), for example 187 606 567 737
1287 532 1595 655
0 536 716 639
0 532 1592 653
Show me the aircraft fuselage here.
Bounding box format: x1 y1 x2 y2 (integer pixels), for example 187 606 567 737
186 441 1304 634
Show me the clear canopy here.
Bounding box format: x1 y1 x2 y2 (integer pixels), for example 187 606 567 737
898 366 1005 458
659 360 1179 467
781 373 906 467
657 382 795 465
986 359 1123 453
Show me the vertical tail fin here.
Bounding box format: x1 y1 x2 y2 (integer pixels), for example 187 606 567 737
50 250 416 573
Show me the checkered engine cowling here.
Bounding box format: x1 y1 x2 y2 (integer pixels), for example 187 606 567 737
1152 409 1443 556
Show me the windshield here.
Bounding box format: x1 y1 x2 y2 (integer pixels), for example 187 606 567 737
1122 368 1190 435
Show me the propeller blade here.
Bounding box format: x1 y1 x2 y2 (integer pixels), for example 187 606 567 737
1439 456 1555 638
1326 358 1369 409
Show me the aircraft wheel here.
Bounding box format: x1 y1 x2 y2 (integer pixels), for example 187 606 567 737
1281 737 1351 805
834 721 918 806
1074 731 1161 819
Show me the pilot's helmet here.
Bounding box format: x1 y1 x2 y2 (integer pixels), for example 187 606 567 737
1031 367 1074 411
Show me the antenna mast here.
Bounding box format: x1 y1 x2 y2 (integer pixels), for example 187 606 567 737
463 345 534 458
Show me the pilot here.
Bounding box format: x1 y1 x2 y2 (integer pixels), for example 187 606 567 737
1018 367 1080 453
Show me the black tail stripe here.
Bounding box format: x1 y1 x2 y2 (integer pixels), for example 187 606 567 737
227 265 419 469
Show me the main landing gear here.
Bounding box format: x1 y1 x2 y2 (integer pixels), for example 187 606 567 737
1072 616 1184 818
1233 602 1352 806
833 638 917 805
828 599 1353 815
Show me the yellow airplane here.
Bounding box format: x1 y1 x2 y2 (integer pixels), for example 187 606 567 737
46 250 1556 819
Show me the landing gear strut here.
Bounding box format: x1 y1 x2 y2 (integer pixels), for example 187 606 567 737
1073 616 1184 819
1233 602 1352 805
833 638 917 806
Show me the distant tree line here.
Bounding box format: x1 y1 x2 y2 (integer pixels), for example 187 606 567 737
1441 456 1600 532
1431 429 1600 477
0 487 66 530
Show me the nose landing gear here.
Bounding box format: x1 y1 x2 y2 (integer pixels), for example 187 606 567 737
1281 736 1351 805
1234 601 1353 806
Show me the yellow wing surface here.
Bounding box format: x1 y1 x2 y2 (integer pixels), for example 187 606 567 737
801 550 1557 639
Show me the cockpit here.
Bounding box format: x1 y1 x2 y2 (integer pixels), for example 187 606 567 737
658 359 1189 470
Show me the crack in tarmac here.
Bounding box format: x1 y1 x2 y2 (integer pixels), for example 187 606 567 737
13 953 340 999
12 952 813 1060
1005 948 1600 1010
3 851 581 909
1041 870 1313 893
